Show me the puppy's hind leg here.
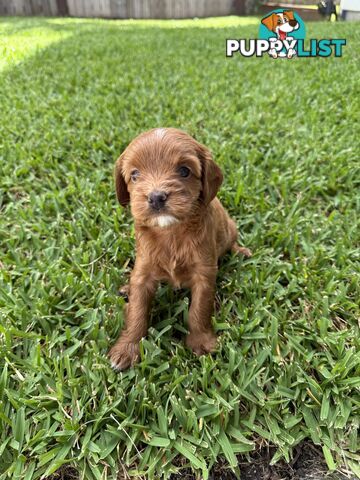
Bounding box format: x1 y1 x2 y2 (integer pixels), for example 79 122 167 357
228 218 252 258
231 243 252 258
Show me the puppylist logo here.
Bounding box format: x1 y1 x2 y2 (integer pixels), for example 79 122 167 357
226 9 346 59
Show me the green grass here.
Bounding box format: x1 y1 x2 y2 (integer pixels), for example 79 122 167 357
0 15 359 480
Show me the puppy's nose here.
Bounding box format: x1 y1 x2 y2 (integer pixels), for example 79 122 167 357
289 19 297 27
148 191 167 210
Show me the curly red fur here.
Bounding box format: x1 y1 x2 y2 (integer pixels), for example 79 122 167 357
109 128 251 370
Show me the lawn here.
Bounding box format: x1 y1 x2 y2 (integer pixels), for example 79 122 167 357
0 15 359 480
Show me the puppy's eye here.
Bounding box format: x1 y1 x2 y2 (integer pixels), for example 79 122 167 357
178 166 190 178
130 170 140 182
277 18 282 24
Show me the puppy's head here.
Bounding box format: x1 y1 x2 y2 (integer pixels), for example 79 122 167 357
115 128 223 228
261 11 298 39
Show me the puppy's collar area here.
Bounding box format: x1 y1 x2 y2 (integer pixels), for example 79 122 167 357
151 215 179 228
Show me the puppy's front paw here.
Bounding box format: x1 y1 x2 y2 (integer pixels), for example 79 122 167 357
108 341 140 370
287 48 296 59
186 331 217 356
269 49 278 59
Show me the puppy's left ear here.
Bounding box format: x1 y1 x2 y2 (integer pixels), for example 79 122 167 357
197 143 223 205
114 152 130 207
284 10 295 20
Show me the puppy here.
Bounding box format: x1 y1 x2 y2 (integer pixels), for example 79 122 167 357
261 10 299 58
109 128 251 370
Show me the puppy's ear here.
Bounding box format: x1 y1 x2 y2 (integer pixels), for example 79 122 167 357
261 13 277 32
197 143 223 205
114 153 130 207
284 10 295 20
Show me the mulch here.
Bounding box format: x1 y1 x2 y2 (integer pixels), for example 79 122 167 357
46 441 355 480
170 441 354 480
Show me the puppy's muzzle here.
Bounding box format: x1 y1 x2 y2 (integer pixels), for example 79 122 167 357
148 191 168 211
289 19 298 27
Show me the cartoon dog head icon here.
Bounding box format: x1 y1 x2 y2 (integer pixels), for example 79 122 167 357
261 11 299 41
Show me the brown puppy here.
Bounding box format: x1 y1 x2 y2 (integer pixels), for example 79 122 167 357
109 128 251 370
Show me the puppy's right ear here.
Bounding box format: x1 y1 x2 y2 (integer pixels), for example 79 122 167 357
114 153 130 207
261 13 277 32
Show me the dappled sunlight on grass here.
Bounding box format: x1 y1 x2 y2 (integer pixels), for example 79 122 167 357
0 22 75 70
0 15 257 71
